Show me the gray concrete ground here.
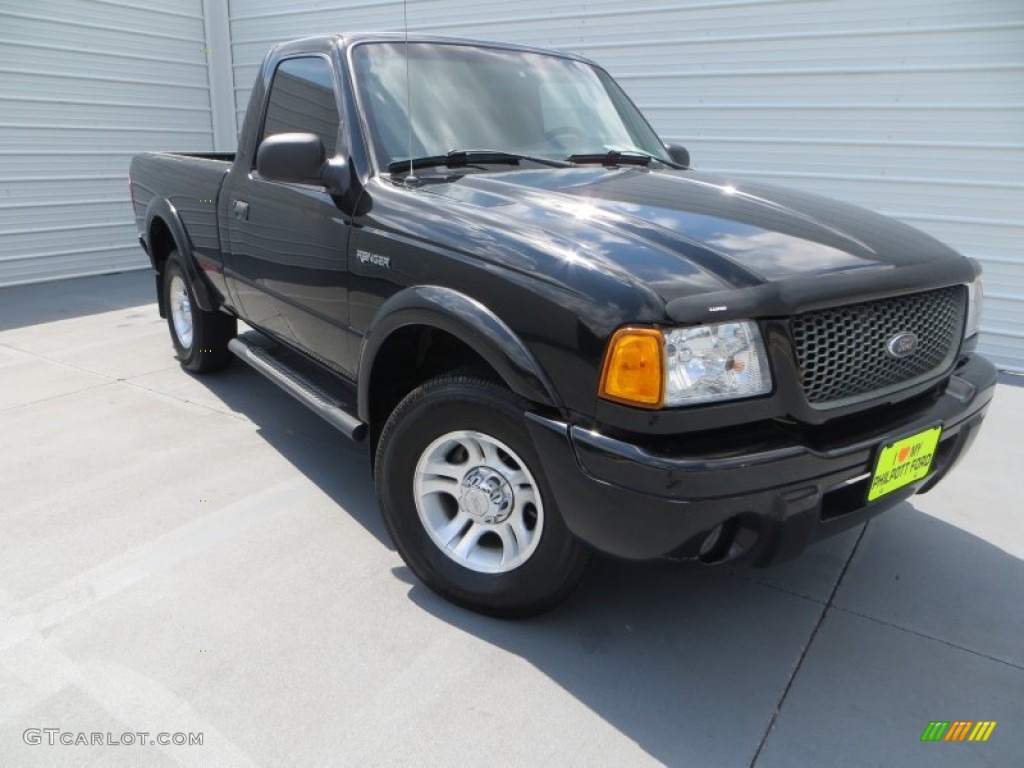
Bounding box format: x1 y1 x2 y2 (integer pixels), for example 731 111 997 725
1 271 1021 768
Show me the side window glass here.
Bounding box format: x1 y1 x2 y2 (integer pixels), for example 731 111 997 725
261 57 340 157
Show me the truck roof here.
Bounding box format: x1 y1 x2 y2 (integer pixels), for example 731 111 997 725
271 32 597 68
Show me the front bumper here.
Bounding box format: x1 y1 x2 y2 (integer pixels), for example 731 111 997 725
525 354 997 565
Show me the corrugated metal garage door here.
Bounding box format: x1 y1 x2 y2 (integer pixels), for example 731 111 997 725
234 1 1020 371
0 0 215 287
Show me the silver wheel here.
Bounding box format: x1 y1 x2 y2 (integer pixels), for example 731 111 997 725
169 275 194 349
414 429 544 574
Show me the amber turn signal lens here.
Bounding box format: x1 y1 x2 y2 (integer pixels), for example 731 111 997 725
599 328 664 407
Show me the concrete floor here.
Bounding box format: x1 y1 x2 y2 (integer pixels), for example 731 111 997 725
1 271 1022 768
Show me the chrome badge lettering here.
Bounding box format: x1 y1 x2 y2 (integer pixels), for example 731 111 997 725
357 250 391 269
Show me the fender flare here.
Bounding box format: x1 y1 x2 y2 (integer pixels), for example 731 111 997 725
357 285 563 423
144 197 216 312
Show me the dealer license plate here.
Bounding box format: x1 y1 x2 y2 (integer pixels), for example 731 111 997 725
867 425 943 502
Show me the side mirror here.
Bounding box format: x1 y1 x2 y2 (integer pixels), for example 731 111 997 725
665 144 691 168
256 132 349 196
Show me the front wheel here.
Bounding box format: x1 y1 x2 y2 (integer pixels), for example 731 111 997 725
375 375 590 617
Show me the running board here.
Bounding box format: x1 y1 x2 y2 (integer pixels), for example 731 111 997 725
228 336 367 442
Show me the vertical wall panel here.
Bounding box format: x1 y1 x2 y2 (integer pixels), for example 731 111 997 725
0 0 213 286
203 0 237 151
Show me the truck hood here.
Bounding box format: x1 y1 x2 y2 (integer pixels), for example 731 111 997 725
415 167 974 322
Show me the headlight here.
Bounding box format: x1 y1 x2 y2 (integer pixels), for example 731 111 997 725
599 321 772 408
964 277 983 338
664 322 772 405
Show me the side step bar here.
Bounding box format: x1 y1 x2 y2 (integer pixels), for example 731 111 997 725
228 336 367 442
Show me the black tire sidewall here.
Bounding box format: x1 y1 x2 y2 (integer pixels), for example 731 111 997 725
163 257 198 367
162 251 235 372
376 377 587 615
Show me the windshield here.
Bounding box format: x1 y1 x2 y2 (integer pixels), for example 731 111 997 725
351 42 672 171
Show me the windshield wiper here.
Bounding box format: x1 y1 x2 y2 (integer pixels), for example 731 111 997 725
388 149 570 174
566 150 666 167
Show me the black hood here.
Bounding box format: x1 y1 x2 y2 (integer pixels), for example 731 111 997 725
414 166 975 321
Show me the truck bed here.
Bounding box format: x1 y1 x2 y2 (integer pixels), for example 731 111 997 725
130 151 233 262
164 151 236 163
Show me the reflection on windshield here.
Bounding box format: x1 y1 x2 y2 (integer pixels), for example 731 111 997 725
351 42 670 170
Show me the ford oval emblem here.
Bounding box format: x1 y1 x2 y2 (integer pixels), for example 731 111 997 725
887 332 919 358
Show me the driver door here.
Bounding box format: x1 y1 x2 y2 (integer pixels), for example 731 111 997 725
225 55 358 376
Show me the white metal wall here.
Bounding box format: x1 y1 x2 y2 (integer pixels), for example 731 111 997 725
0 0 215 286
226 0 1024 371
4 1 1019 370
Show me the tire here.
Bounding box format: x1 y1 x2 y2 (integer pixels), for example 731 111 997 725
163 251 236 373
375 375 590 618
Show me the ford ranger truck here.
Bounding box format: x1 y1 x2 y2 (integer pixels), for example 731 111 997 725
129 34 996 617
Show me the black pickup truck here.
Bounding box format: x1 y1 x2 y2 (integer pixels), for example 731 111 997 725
130 34 995 616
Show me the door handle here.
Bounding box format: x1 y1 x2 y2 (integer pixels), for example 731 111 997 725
232 199 249 220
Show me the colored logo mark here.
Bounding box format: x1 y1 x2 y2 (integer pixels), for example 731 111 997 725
921 721 996 742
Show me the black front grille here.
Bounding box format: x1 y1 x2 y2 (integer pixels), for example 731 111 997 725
791 286 966 408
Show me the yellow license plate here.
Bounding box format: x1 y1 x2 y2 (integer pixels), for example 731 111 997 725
867 425 942 502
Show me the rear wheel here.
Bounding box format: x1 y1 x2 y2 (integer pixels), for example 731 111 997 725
163 252 235 372
375 375 590 617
